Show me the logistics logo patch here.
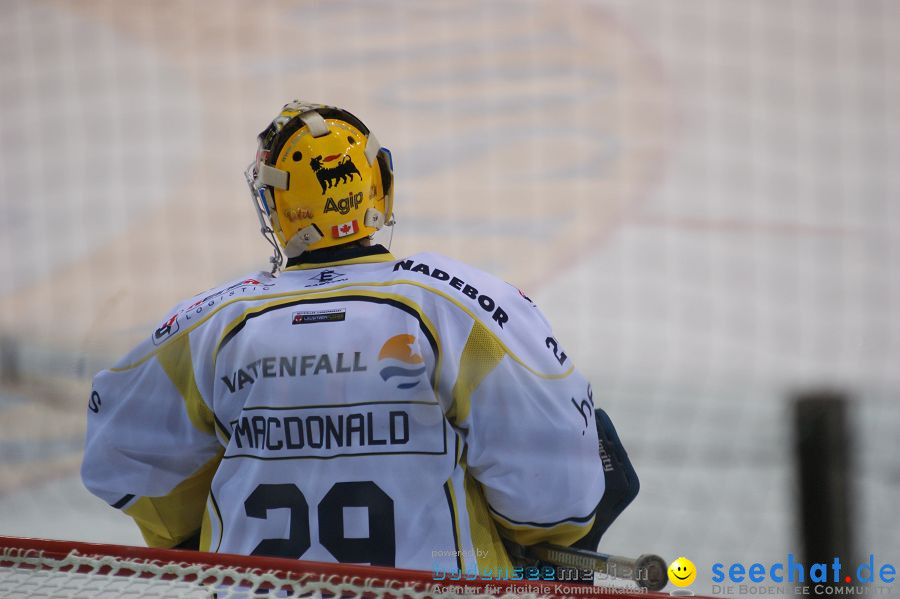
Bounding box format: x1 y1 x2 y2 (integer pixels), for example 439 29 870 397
152 313 179 345
292 309 346 325
378 334 426 390
310 153 360 194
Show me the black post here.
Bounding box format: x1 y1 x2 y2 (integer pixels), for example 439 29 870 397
793 391 854 595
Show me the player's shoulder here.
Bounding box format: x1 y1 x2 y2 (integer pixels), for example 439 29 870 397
392 251 544 331
393 251 523 300
149 270 277 347
103 271 277 371
394 252 571 374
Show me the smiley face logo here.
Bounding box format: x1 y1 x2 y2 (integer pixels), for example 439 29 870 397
667 557 697 587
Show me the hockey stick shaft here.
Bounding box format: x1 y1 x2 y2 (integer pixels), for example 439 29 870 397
525 544 668 592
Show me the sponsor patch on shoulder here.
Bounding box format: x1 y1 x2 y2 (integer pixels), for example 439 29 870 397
516 286 535 305
305 270 348 287
152 314 179 345
292 309 346 325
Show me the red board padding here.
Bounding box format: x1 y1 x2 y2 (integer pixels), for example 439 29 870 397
0 535 716 598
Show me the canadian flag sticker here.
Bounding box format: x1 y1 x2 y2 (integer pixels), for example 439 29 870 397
331 220 360 238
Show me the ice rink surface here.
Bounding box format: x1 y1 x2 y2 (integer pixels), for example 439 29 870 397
1 1 898 595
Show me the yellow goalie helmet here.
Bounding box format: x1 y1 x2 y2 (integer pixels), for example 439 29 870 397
245 101 394 270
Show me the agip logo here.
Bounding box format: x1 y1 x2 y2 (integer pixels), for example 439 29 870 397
378 334 427 390
310 153 360 194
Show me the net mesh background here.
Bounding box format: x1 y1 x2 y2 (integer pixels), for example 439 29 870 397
1 0 898 594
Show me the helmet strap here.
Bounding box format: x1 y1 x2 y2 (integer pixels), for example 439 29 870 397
284 224 324 258
363 207 385 229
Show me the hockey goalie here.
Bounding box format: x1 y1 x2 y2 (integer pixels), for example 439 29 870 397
81 102 639 577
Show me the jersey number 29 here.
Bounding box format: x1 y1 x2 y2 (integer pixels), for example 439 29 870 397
244 481 395 566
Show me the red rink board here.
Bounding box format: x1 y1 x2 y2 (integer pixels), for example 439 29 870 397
0 535 720 598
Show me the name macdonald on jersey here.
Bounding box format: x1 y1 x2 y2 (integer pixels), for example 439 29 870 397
222 353 366 394
225 402 447 459
229 410 410 452
393 260 509 328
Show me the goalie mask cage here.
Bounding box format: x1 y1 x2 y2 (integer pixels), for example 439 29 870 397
0 535 679 599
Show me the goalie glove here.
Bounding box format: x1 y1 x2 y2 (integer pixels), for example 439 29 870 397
504 408 639 584
573 407 640 552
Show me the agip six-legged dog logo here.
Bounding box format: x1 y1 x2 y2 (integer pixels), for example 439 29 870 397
310 153 361 194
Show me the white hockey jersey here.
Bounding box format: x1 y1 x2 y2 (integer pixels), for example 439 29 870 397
81 245 604 574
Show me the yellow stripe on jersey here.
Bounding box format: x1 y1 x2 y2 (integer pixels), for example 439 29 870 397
198 489 226 553
444 478 466 572
199 500 212 552
391 280 574 381
154 332 217 436
212 289 443 386
462 459 513 572
490 512 595 547
448 321 505 425
124 450 224 548
112 278 568 382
